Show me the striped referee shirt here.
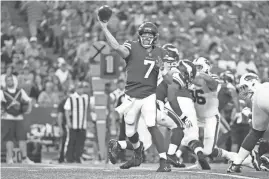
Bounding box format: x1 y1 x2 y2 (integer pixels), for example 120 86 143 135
64 92 89 129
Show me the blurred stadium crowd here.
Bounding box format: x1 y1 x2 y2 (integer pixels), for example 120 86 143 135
1 1 269 163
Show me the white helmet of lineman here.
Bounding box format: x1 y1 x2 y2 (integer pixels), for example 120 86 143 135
238 73 260 99
193 57 211 74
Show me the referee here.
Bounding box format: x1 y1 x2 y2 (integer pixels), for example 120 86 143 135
64 82 89 163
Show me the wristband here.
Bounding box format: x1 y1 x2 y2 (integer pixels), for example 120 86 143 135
179 114 187 122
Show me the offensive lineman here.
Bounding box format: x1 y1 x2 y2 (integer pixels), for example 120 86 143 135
228 73 269 173
98 14 173 171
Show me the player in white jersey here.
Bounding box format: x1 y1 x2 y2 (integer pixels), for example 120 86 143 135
228 73 269 173
189 57 222 157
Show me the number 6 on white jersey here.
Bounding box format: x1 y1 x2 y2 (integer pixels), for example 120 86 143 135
144 60 155 78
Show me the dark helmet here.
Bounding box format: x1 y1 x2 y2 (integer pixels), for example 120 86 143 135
137 22 158 48
162 44 180 68
220 70 235 84
178 60 197 86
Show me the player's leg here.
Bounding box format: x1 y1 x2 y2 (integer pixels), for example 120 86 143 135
160 104 185 167
141 94 171 172
16 120 34 164
217 115 231 148
1 120 14 164
203 115 236 162
203 115 220 156
119 98 145 169
228 103 269 173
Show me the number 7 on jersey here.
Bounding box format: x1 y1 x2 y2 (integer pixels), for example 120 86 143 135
144 60 155 78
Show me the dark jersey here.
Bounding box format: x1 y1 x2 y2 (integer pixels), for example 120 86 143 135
218 83 234 111
156 68 191 103
57 98 67 127
123 40 167 98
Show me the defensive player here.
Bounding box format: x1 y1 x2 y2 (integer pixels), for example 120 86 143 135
228 73 269 173
98 16 173 172
188 57 234 161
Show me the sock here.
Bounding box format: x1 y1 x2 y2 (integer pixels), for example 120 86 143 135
188 140 203 155
167 144 178 155
159 152 167 160
233 147 250 165
211 148 237 160
176 149 183 158
118 141 127 149
241 128 265 151
126 141 134 150
148 126 166 154
171 127 184 146
241 155 255 169
132 141 141 150
128 132 140 149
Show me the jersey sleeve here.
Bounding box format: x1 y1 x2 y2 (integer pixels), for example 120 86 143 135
64 97 71 111
21 89 32 102
0 90 5 102
122 40 132 61
123 40 131 53
172 72 185 88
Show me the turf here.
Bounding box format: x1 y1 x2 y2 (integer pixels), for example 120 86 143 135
1 163 268 179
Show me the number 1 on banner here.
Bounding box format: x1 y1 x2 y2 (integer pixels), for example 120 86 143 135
105 56 114 73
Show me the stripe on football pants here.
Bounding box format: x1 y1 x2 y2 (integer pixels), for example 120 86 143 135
211 115 220 152
165 107 185 128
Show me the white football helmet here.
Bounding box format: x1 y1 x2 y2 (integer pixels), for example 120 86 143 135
238 73 260 99
193 57 211 74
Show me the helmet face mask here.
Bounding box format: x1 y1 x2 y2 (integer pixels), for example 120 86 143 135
162 44 180 69
178 60 197 87
238 73 260 99
193 57 211 74
138 22 158 49
139 33 155 48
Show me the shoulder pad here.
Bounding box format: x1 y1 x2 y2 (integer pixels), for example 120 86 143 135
172 72 185 88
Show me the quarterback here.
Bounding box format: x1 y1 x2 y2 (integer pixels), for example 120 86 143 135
98 12 173 171
228 73 269 173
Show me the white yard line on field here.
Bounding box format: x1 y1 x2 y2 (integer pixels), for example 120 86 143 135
175 170 260 179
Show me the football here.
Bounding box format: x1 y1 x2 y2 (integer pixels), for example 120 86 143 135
98 5 113 23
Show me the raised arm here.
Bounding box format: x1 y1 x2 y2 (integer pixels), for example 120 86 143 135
97 14 130 59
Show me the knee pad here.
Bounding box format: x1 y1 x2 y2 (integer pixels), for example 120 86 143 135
171 127 184 146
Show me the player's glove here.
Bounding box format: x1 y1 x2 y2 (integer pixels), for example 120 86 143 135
241 107 252 119
180 115 192 128
157 56 169 76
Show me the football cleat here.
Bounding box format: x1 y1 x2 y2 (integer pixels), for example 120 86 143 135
108 139 121 164
260 155 269 171
197 152 211 170
227 162 242 173
167 154 186 168
119 142 144 169
250 150 261 171
156 158 172 172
